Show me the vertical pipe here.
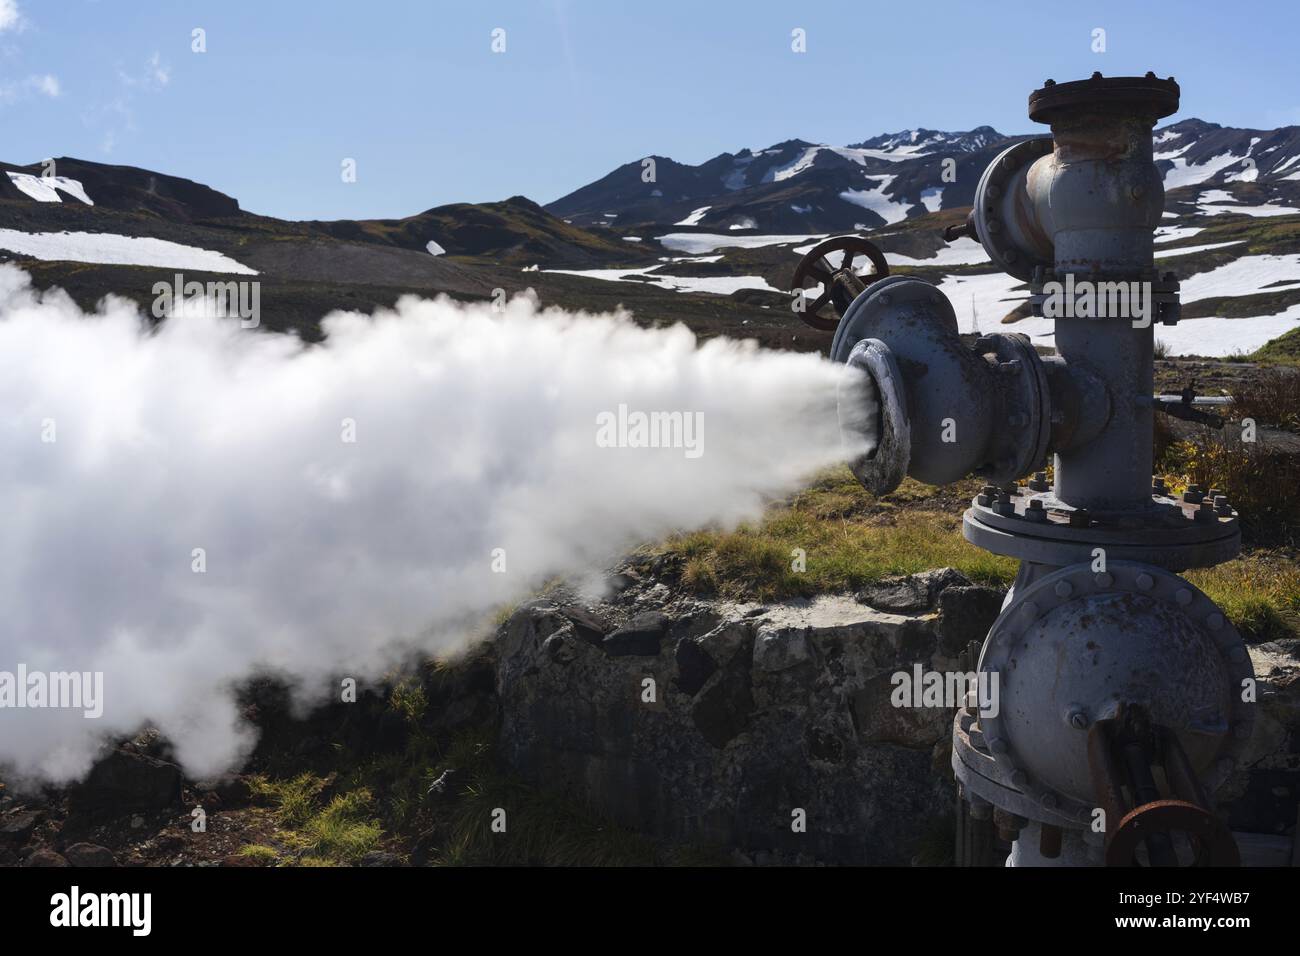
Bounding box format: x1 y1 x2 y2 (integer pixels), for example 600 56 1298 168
1035 113 1164 513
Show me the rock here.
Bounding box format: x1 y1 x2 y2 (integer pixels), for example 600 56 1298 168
601 612 668 657
936 584 1007 655
558 605 607 646
752 623 812 673
637 582 672 605
673 638 717 695
857 568 971 613
690 666 754 748
851 671 952 747
0 810 41 847
63 842 117 867
495 595 952 864
213 776 253 808
70 749 182 819
25 848 70 867
153 830 187 853
696 620 752 667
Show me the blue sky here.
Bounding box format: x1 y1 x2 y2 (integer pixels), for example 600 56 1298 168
2 0 1298 220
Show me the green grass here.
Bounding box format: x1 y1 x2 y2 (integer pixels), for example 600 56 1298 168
1253 324 1300 366
248 772 382 865
235 844 281 864
658 468 1016 602
1187 552 1300 643
657 464 1298 642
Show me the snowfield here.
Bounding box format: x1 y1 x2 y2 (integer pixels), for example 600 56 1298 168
1162 152 1248 190
656 232 825 254
791 235 989 269
545 265 782 296
1180 254 1300 301
838 175 912 225
7 172 94 205
934 257 1300 357
674 206 711 226
0 230 258 274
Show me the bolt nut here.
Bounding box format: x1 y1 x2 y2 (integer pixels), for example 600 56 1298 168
1068 509 1091 528
1135 573 1154 591
1054 580 1073 598
1068 710 1090 730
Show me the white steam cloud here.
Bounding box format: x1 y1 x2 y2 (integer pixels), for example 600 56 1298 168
0 265 862 784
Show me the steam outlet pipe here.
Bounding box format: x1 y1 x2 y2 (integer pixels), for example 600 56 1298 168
814 74 1255 867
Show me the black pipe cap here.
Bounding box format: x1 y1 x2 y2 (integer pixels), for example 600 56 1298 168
1028 74 1180 125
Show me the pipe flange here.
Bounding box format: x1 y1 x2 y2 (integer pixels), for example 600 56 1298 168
973 137 1055 283
829 274 952 362
972 333 1051 483
976 561 1255 821
839 338 910 494
963 490 1241 571
1029 74 1180 126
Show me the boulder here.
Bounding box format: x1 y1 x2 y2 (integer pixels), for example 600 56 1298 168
63 843 117 867
70 748 182 819
601 612 668 657
857 568 971 613
24 848 69 867
0 810 41 848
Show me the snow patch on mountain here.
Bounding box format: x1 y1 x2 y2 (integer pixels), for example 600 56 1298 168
657 232 825 254
7 172 94 205
1163 151 1248 190
675 206 711 226
0 230 257 274
839 175 912 225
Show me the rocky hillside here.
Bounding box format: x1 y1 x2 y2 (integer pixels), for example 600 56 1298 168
547 119 1300 233
3 119 1299 358
3 560 1296 867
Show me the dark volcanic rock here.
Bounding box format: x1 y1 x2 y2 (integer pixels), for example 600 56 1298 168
70 749 182 819
602 612 668 657
856 568 971 612
63 843 117 867
0 810 41 847
936 584 1007 655
690 665 754 748
673 637 718 695
495 594 953 864
559 605 608 646
25 848 70 867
